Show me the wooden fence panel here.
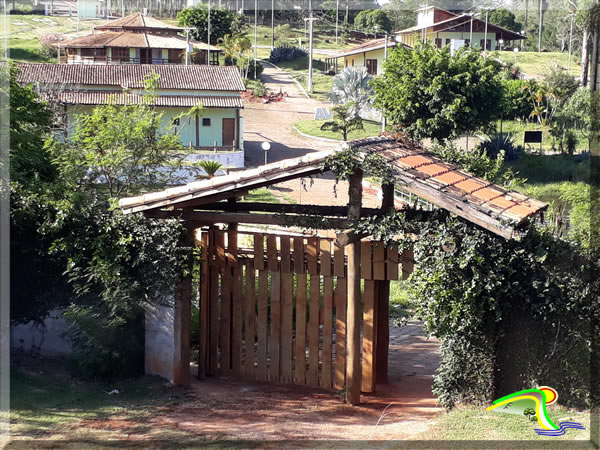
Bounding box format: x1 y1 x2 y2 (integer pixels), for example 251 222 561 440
198 232 209 378
280 237 293 384
244 262 256 379
295 272 307 385
362 279 377 393
220 264 232 374
334 276 347 390
321 275 333 389
231 265 243 376
256 268 269 381
307 273 321 387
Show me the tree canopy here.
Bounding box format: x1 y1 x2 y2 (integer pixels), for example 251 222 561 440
488 8 522 33
371 42 504 142
177 5 240 44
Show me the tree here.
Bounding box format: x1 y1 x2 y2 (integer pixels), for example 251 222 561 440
328 66 373 109
219 33 252 76
371 42 504 142
177 5 238 44
56 98 186 199
320 102 364 141
354 9 392 34
489 8 522 32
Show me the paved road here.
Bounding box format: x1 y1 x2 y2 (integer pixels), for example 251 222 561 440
242 62 338 168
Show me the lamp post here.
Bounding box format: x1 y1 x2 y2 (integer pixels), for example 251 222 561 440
271 0 275 49
335 0 339 44
521 29 525 50
262 142 271 165
304 1 316 92
468 12 479 48
207 0 211 65
483 9 488 57
514 47 519 64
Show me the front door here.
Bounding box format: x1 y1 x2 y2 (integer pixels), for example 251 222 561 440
140 49 151 64
222 118 235 147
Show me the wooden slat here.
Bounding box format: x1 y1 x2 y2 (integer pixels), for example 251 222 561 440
376 280 390 385
307 237 318 275
228 229 238 265
334 277 347 390
215 231 225 269
244 262 256 379
267 235 278 272
307 273 321 387
293 237 305 273
231 265 243 376
280 237 293 384
209 265 219 376
320 276 334 389
402 248 415 280
319 239 332 277
256 270 269 381
295 273 307 385
280 236 291 273
280 273 293 384
333 243 345 278
269 271 281 382
386 244 399 281
254 233 264 271
373 242 386 281
361 280 377 393
361 241 372 280
198 232 209 378
219 264 232 374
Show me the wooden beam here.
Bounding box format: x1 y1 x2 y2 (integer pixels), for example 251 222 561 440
144 210 354 229
192 202 385 217
376 183 394 385
346 168 363 405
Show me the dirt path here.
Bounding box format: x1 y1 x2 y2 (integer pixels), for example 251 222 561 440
143 320 442 441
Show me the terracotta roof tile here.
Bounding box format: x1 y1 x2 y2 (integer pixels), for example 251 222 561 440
16 63 246 92
433 171 467 185
396 155 432 169
95 13 182 31
454 179 487 194
418 163 448 177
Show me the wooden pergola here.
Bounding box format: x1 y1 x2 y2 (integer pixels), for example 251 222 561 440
120 137 547 405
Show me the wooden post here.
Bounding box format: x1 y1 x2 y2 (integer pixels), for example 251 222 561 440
346 168 363 405
376 183 394 384
173 224 195 387
197 231 209 379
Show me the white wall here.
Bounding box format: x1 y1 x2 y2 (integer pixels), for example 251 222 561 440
11 310 72 356
145 302 176 383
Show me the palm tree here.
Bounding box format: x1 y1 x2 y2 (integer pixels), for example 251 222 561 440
320 101 364 141
198 160 223 178
328 66 373 110
219 34 252 78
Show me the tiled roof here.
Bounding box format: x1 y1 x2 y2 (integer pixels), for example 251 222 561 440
95 13 182 31
58 31 221 51
334 38 400 58
48 90 243 108
16 63 246 92
119 137 547 239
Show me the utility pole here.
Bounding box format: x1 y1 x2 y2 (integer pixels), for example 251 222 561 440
121 0 124 17
185 28 190 65
254 0 258 79
484 9 488 56
381 32 388 133
538 0 543 52
335 0 339 44
208 0 211 65
271 0 275 49
306 7 315 92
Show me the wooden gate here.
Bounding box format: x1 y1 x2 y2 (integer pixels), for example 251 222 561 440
197 228 409 392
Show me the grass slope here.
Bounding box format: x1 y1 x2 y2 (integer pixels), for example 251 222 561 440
295 118 381 141
497 50 581 78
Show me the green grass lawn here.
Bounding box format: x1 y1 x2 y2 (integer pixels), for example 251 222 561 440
498 120 589 153
497 50 581 78
295 118 382 141
10 355 192 441
420 405 590 441
4 14 96 62
268 55 334 101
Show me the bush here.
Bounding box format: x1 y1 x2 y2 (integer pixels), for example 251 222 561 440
40 33 63 59
252 81 267 97
269 45 308 64
501 79 536 120
544 68 579 103
476 132 523 161
246 59 263 80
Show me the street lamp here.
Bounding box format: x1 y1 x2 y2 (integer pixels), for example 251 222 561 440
262 142 271 165
254 0 258 79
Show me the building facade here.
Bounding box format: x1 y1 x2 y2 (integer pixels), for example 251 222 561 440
57 13 221 65
17 63 245 168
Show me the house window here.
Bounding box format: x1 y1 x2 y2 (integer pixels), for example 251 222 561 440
80 48 106 58
366 59 377 75
202 118 211 126
168 49 182 63
67 47 77 56
352 59 354 66
112 47 129 61
479 39 491 50
435 38 442 49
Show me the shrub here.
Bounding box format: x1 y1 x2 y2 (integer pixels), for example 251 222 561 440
477 132 523 161
544 68 579 103
40 33 63 59
252 81 267 97
246 59 263 80
501 79 536 120
269 45 308 64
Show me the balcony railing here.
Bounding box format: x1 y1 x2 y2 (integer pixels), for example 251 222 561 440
59 55 220 65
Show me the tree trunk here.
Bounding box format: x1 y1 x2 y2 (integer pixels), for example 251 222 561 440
591 27 599 93
582 30 590 88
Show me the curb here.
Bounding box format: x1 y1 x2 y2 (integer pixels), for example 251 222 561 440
293 125 343 143
261 60 311 100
